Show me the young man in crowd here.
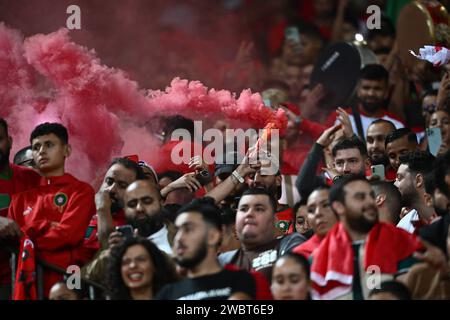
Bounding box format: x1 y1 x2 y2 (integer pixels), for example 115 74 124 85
295 108 355 198
83 179 174 286
81 157 144 262
219 188 304 283
370 180 403 225
296 134 372 199
156 197 256 300
401 151 450 299
0 118 41 299
395 151 437 234
311 175 423 300
0 122 95 298
385 128 418 172
365 119 396 180
328 64 404 137
207 154 300 236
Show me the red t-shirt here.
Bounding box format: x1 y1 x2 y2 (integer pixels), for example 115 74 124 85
79 209 127 264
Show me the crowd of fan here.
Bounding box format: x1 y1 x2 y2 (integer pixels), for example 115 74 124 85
1 0 450 300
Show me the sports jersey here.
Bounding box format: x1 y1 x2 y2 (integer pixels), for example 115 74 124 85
8 173 95 297
0 164 40 286
79 209 126 263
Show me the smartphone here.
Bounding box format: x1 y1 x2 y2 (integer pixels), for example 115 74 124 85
285 26 300 43
116 225 133 239
426 127 442 156
285 26 302 54
195 169 212 186
371 164 385 181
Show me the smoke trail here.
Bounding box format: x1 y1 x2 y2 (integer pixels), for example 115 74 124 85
2 25 286 183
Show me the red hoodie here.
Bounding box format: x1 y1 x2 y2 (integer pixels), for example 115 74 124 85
8 173 95 297
0 164 41 287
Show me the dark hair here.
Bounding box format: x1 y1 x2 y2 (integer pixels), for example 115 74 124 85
240 187 277 213
329 174 368 206
51 280 88 300
360 64 389 84
369 281 412 300
176 197 222 230
332 136 367 158
278 252 311 279
158 170 183 183
298 22 326 46
292 199 307 233
108 237 178 300
0 118 8 136
368 119 395 131
421 89 438 99
373 47 391 55
399 151 436 176
434 150 450 198
161 203 182 224
162 115 194 139
109 157 145 180
385 128 418 148
293 198 307 216
220 205 237 226
30 122 68 144
370 180 402 224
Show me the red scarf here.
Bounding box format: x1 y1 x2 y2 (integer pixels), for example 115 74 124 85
293 234 322 258
13 237 37 300
311 222 422 300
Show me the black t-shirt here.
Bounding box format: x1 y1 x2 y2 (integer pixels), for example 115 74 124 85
155 269 256 300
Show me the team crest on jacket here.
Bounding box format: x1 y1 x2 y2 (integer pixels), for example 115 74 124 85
54 193 68 212
275 220 290 233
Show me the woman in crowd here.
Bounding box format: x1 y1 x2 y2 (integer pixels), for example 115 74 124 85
108 237 178 300
293 200 313 239
271 252 311 300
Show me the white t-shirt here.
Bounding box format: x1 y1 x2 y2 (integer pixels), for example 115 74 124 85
396 209 419 234
148 224 173 255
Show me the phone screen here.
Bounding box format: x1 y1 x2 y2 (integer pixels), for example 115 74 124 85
426 127 442 156
285 27 300 43
371 164 385 181
116 225 133 239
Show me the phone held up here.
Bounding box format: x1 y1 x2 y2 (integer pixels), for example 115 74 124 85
371 164 385 181
116 225 134 239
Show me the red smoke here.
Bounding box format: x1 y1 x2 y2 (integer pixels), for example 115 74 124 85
0 24 286 184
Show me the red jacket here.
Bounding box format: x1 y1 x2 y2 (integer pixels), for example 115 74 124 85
0 164 41 216
7 173 95 296
0 164 41 286
79 209 127 263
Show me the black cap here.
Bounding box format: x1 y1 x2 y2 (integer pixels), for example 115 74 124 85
214 150 243 178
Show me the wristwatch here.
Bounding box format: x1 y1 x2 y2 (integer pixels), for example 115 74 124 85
232 170 245 184
294 116 302 126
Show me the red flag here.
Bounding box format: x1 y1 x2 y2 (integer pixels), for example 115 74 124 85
13 237 37 300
